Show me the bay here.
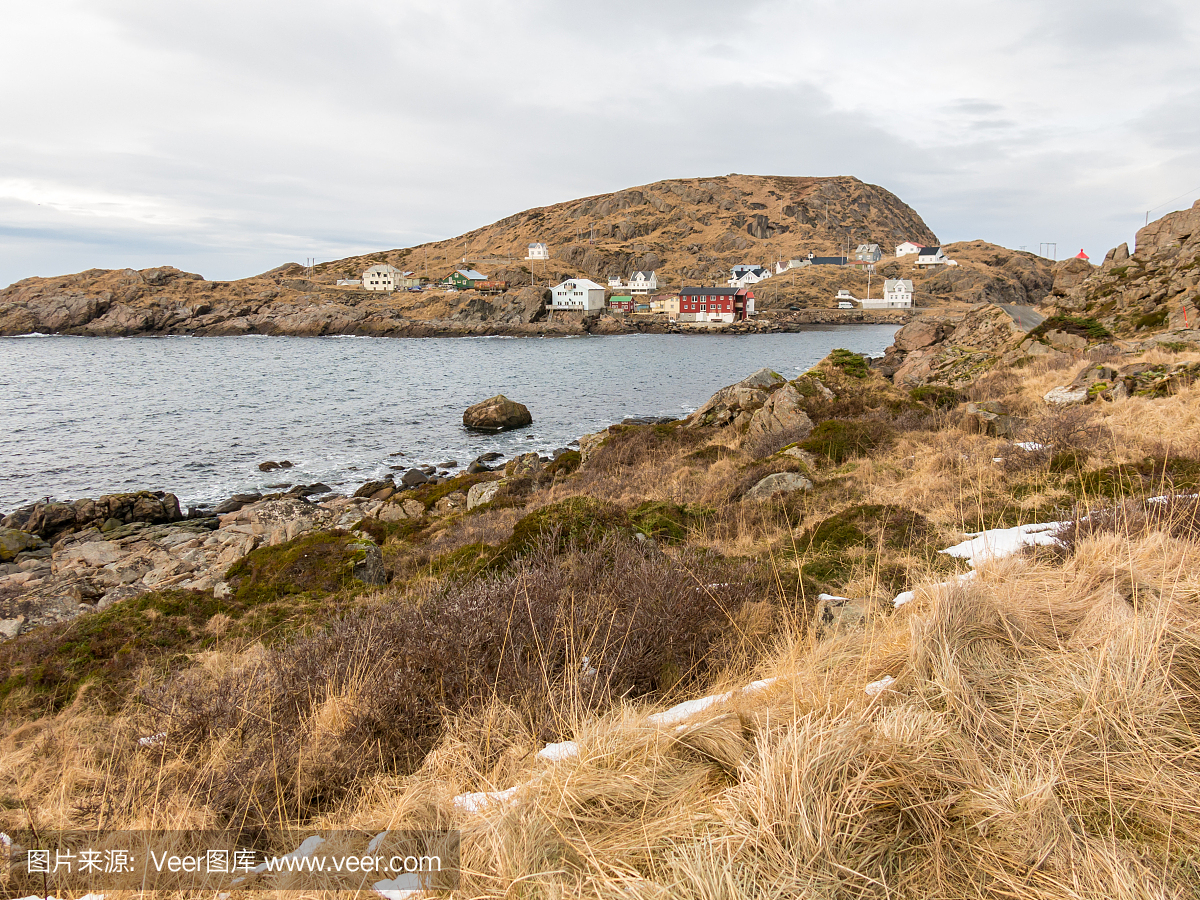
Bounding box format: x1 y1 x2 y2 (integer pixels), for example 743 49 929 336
0 327 899 512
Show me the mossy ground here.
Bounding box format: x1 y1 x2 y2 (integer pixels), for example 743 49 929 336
0 584 341 717
225 530 377 605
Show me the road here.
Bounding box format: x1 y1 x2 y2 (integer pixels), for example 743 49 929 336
996 303 1045 332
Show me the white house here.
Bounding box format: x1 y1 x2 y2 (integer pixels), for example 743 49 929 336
363 264 403 291
855 243 882 263
861 279 913 309
608 275 624 288
628 271 657 294
728 266 772 288
548 278 607 313
915 246 948 266
896 241 925 257
526 242 549 260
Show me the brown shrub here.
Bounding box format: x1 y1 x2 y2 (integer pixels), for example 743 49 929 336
135 533 761 825
585 423 712 473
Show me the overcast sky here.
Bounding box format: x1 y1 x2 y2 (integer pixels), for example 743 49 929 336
2 0 1198 287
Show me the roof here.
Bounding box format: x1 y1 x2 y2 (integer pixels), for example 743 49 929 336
553 278 605 291
809 256 848 265
680 287 745 296
528 242 546 249
631 270 655 279
364 264 401 275
898 241 925 248
884 279 913 290
856 243 880 251
918 247 942 256
456 269 487 280
1075 249 1089 259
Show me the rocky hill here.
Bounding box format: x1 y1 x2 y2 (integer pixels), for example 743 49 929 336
324 173 939 287
0 174 1068 338
871 201 1200 390
1050 199 1200 341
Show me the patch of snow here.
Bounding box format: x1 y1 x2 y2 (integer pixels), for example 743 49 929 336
940 522 1065 567
648 692 733 727
374 874 426 899
864 675 896 697
453 786 518 813
1015 441 1045 452
537 741 579 762
892 571 976 608
137 732 166 747
648 677 779 728
366 830 389 853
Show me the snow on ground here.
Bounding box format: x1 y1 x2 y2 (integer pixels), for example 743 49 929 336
452 786 518 813
452 678 781 814
229 835 324 885
939 522 1066 568
892 571 976 608
373 876 426 899
864 675 896 697
647 678 778 727
537 741 579 762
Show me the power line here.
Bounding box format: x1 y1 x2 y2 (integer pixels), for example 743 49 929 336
1146 183 1200 224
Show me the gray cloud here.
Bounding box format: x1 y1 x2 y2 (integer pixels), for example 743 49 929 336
2 0 1199 287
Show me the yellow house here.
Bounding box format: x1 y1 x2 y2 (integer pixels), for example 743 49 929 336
649 293 679 316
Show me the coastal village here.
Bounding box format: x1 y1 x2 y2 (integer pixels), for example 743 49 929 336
0 175 1071 339
341 238 954 325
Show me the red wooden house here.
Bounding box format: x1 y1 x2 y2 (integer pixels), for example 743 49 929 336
677 287 754 323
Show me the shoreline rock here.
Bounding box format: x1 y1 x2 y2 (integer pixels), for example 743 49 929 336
463 394 533 431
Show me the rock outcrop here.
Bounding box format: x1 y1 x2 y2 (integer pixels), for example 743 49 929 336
1046 200 1200 344
685 368 786 429
463 395 533 431
743 383 814 445
744 472 813 501
882 305 1026 387
2 491 183 541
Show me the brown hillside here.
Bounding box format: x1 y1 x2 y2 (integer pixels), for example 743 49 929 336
319 173 939 288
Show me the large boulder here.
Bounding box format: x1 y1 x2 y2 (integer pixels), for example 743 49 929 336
463 394 533 431
743 472 813 501
686 368 785 429
744 383 814 446
466 480 504 510
960 401 1021 438
893 318 945 353
505 452 543 478
0 527 50 562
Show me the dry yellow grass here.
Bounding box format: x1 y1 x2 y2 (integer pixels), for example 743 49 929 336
337 530 1200 899
9 354 1200 898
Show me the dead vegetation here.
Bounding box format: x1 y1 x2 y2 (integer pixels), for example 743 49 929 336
7 349 1200 897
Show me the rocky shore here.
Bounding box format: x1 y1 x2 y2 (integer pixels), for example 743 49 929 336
0 448 572 639
0 265 908 338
